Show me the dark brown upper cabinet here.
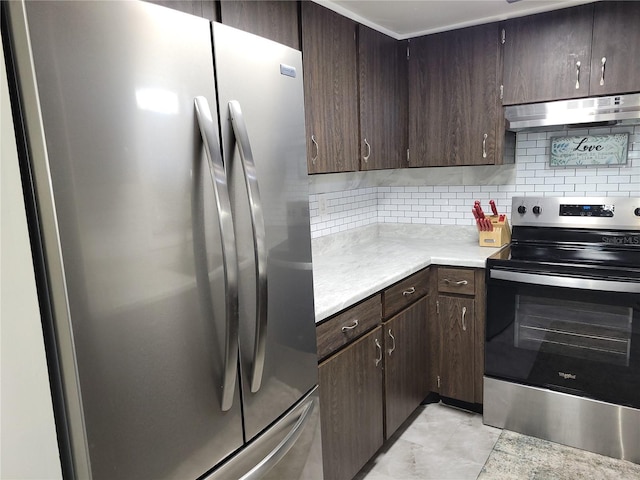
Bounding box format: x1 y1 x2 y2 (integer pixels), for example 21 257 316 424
503 2 640 105
358 26 409 171
301 2 359 174
408 23 503 167
219 0 300 50
589 1 640 97
502 4 593 105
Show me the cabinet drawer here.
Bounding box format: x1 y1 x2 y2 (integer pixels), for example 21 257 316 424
437 267 475 295
383 268 430 319
316 295 382 360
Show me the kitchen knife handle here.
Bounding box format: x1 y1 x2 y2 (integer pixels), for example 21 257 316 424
363 138 371 162
482 133 488 158
311 135 319 164
194 97 239 412
228 100 268 394
600 57 606 86
375 338 383 366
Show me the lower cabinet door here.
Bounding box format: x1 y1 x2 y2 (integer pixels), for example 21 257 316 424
383 297 429 438
438 295 476 403
319 326 384 480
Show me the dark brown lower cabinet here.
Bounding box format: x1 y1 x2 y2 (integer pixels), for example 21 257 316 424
383 297 429 439
319 327 384 480
437 295 476 403
430 267 486 405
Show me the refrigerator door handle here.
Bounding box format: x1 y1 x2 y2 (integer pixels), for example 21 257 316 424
228 100 268 394
194 96 239 412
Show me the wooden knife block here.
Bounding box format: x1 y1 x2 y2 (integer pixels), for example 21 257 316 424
478 216 511 247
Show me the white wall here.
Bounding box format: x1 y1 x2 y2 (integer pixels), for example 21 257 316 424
1 36 63 479
309 124 640 238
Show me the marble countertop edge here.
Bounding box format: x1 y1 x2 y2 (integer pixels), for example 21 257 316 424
311 224 502 323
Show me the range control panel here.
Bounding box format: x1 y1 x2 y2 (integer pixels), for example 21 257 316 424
511 197 640 230
559 204 614 217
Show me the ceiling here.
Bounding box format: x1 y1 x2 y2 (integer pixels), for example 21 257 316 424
317 0 596 39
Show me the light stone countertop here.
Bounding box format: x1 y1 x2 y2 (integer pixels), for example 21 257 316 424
311 223 503 323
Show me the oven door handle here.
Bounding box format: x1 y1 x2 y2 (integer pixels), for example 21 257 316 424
490 269 640 294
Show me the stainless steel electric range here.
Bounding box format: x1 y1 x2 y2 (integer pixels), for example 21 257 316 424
484 196 640 464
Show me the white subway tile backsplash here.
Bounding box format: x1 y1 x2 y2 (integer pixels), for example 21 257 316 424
308 128 640 238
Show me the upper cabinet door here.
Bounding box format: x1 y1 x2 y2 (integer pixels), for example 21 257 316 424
589 1 640 96
219 0 300 50
301 2 359 174
409 23 502 167
358 26 408 171
502 4 594 105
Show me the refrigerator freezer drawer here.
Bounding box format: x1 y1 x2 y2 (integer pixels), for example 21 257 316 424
204 386 323 480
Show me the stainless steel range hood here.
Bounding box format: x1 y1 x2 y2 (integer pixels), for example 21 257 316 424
505 93 640 131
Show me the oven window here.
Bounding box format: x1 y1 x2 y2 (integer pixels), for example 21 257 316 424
514 296 632 367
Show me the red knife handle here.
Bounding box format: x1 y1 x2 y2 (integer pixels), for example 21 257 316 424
490 200 498 216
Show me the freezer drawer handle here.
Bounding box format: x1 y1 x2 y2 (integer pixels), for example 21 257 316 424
228 100 268 394
194 97 239 412
240 398 316 480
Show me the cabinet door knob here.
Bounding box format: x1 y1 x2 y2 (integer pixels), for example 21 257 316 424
363 138 371 162
311 134 319 164
341 319 359 333
600 57 607 86
482 133 488 159
387 329 396 356
461 306 467 332
374 338 383 366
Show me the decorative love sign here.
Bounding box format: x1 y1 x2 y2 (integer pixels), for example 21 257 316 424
550 133 629 167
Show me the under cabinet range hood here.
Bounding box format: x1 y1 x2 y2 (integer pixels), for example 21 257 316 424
505 93 640 131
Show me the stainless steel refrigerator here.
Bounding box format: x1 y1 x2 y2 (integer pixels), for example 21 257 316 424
3 1 322 478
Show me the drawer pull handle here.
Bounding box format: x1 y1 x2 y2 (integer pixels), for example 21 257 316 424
341 319 359 333
461 306 467 332
443 279 468 286
375 338 383 366
388 329 396 356
402 287 416 296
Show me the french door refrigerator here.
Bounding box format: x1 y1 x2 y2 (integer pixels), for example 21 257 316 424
3 1 322 479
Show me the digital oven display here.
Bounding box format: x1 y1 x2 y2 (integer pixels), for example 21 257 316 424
560 204 615 217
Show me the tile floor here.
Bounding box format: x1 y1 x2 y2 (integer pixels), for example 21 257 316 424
354 402 501 480
354 401 640 480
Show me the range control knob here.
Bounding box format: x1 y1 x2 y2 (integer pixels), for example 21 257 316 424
517 205 527 215
532 206 542 215
635 207 640 217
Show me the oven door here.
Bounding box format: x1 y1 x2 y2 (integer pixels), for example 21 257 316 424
486 266 640 409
